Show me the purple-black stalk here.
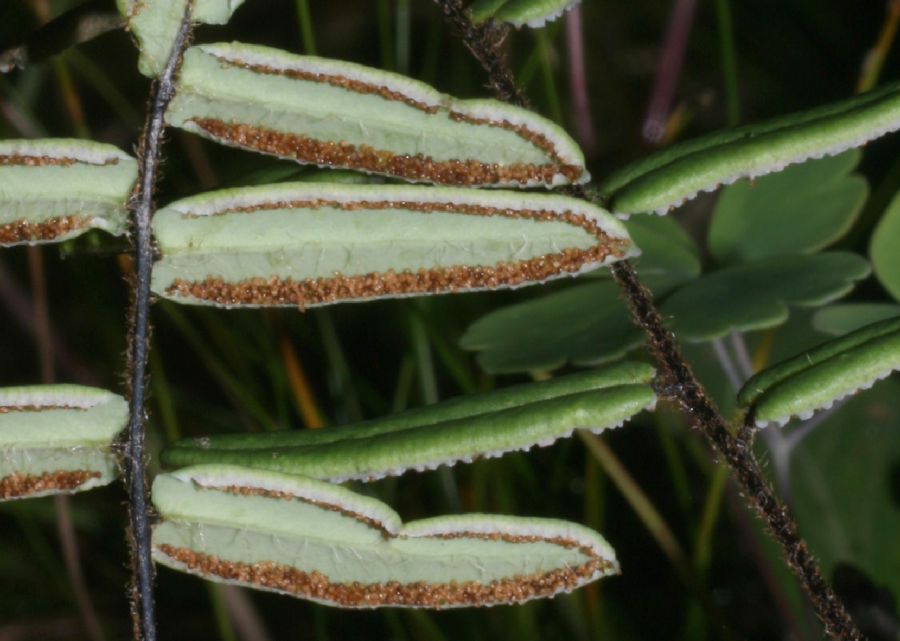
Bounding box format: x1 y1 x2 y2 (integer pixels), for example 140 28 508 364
124 5 193 641
431 1 865 639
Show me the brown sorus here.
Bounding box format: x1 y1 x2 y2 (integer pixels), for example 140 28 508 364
0 404 86 413
166 244 625 308
0 216 89 245
186 197 607 239
213 55 441 114
208 54 579 183
0 154 119 167
0 470 100 499
428 530 598 558
157 543 612 608
166 197 629 307
212 484 393 537
189 119 583 186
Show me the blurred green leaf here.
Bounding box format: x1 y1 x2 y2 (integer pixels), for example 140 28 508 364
460 280 641 374
662 252 871 341
626 216 701 287
870 189 900 302
791 378 900 600
460 216 699 374
813 304 900 335
709 151 868 264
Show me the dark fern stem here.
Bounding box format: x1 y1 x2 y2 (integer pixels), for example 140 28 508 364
124 5 193 641
432 3 865 640
608 261 862 641
432 0 530 108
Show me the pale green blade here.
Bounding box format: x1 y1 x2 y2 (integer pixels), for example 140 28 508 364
165 42 588 188
151 465 619 608
161 363 656 481
598 81 900 216
470 0 580 27
0 385 128 500
150 182 636 308
0 139 137 247
813 303 900 335
870 189 900 301
708 151 868 264
494 0 581 28
117 0 247 76
738 316 900 427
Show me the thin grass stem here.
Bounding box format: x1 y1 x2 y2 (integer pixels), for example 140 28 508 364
294 0 317 55
713 0 740 126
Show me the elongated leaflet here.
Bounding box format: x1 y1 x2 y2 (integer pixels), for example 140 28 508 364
597 80 900 216
161 363 656 481
150 182 636 308
738 316 900 427
151 466 619 607
117 0 247 76
0 139 137 247
471 0 582 28
165 42 588 188
0 385 127 500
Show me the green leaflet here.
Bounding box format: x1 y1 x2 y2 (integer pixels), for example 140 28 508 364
614 214 702 288
708 151 868 264
165 42 588 188
470 0 581 28
870 189 900 301
459 216 701 374
161 363 657 481
789 379 900 600
151 465 619 607
738 316 900 427
459 280 643 374
661 252 871 341
0 139 137 247
597 80 900 216
150 182 636 308
813 303 900 335
0 385 128 500
117 0 248 76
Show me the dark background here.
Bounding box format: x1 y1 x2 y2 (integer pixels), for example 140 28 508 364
0 1 898 640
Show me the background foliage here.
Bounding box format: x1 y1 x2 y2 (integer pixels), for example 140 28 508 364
1 0 899 639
